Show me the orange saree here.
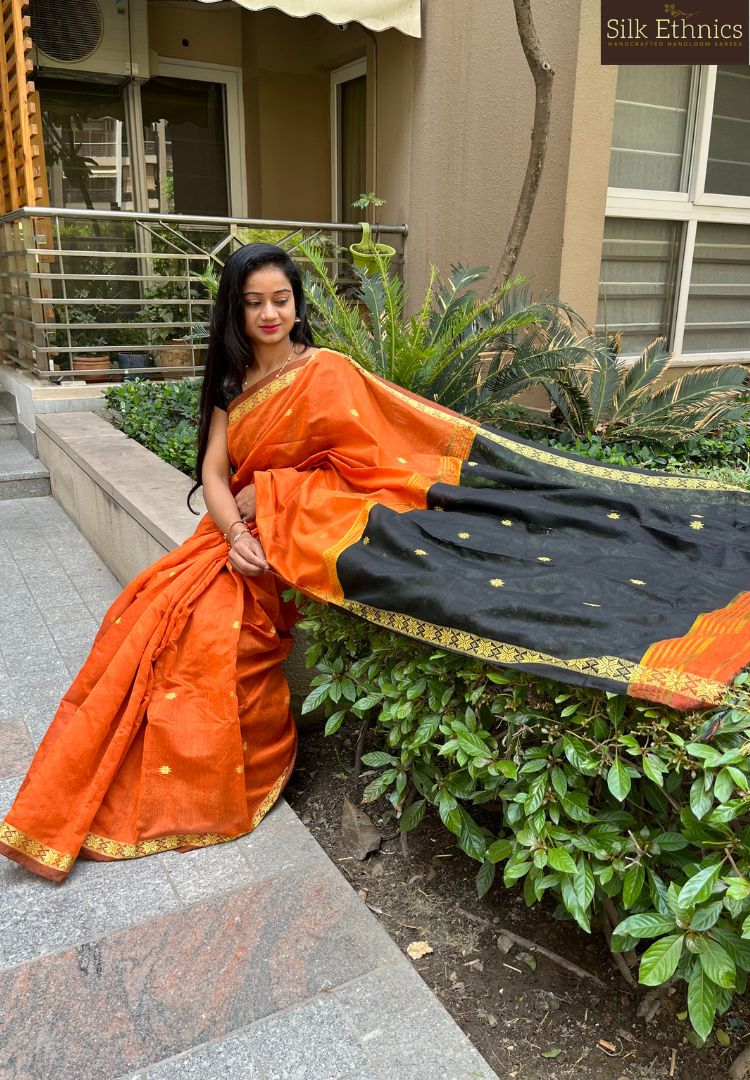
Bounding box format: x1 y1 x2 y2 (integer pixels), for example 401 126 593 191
3 346 750 881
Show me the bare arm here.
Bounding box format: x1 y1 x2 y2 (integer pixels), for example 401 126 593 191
202 407 268 577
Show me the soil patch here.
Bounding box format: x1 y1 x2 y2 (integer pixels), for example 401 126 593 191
286 720 750 1080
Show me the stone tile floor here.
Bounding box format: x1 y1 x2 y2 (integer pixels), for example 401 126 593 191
0 497 499 1080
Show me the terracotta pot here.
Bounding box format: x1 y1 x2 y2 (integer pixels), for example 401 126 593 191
72 355 113 384
156 339 193 373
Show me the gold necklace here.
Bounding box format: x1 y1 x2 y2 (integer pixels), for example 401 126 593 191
242 344 298 393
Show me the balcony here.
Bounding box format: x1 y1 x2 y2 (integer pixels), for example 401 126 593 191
0 206 407 382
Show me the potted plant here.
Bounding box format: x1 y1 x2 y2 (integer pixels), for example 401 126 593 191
348 194 395 274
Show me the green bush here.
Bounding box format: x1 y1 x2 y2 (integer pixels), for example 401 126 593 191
103 379 200 477
293 591 750 1042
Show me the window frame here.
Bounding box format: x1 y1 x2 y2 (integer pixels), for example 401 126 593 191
330 58 367 224
605 65 750 366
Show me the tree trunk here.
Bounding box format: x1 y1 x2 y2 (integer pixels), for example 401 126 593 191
489 0 555 294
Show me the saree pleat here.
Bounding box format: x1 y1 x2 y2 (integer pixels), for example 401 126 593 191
3 346 750 880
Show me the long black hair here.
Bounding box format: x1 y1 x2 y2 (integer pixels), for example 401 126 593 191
188 243 315 510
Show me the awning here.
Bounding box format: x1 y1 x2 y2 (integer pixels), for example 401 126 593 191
196 0 421 37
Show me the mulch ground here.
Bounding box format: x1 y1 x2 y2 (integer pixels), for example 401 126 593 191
285 719 750 1080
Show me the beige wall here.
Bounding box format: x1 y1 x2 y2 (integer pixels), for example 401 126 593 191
558 0 618 327
240 10 370 220
148 2 243 67
375 0 592 309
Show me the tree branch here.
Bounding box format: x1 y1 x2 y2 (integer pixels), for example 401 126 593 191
489 0 555 293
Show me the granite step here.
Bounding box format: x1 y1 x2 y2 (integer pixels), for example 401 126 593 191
0 437 50 499
0 402 15 441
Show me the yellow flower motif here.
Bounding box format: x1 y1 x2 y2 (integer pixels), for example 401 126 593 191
242 741 248 751
397 457 407 464
537 557 551 562
233 621 241 629
434 507 444 511
320 532 328 538
691 514 703 518
607 513 620 520
115 617 121 624
362 537 370 545
414 549 427 556
501 520 513 527
235 765 244 773
285 409 293 416
583 602 601 608
689 521 704 530
169 570 176 577
490 578 504 587
350 408 360 417
229 690 236 698
165 692 177 700
158 766 171 775
630 579 645 585
458 532 470 539
467 462 477 467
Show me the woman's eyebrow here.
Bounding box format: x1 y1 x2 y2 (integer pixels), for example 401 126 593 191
242 288 292 296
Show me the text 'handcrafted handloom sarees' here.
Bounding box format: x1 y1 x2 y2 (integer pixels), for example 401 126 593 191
4 346 750 881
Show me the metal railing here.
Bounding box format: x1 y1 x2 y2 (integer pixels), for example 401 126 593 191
0 207 407 381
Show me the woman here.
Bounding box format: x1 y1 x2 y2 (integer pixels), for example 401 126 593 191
3 244 750 882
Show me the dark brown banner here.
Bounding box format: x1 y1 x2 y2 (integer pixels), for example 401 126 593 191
601 1 749 64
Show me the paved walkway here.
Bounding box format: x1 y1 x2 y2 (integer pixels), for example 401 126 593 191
0 497 499 1080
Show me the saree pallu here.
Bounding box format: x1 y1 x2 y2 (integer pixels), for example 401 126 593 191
3 346 750 880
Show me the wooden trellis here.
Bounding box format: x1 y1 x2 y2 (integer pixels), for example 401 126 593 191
0 0 48 212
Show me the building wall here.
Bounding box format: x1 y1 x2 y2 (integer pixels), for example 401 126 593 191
240 10 370 221
375 0 591 310
148 2 243 67
558 0 618 327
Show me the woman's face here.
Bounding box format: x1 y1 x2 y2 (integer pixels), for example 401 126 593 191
242 265 296 349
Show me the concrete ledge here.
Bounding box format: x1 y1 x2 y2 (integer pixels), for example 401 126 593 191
36 411 314 715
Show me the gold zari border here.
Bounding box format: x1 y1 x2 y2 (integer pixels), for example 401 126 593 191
478 429 742 492
323 500 376 602
228 368 303 426
335 598 726 705
0 820 75 872
252 765 289 828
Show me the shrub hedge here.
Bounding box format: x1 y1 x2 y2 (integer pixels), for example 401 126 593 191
293 590 750 1042
103 379 200 477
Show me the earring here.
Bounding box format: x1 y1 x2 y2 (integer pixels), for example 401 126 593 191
294 316 301 323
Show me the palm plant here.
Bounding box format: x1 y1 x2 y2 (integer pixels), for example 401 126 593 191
296 239 585 418
489 333 748 443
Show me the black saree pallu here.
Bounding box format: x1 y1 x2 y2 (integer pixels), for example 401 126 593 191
331 425 750 710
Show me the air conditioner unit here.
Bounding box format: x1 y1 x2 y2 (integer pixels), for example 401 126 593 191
29 0 150 80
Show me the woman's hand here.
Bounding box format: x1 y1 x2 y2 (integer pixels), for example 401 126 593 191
235 482 257 522
228 532 269 577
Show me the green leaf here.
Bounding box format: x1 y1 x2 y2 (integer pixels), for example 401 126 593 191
623 864 645 908
680 861 723 908
476 859 496 898
324 710 347 736
642 755 664 786
561 790 594 822
716 1029 731 1047
361 751 400 768
547 848 577 874
689 901 723 932
712 927 750 971
574 857 595 911
688 963 716 1041
456 730 492 758
699 938 736 989
362 768 398 802
714 767 734 804
560 875 590 933
613 913 677 941
399 799 426 832
690 776 713 820
607 757 631 802
638 933 685 985
487 837 513 863
302 682 333 714
649 831 688 852
541 1049 562 1058
550 766 567 799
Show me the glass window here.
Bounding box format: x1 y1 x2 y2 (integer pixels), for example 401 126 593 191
141 78 229 217
597 219 682 356
37 77 130 211
683 222 750 354
705 67 750 198
608 67 693 192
